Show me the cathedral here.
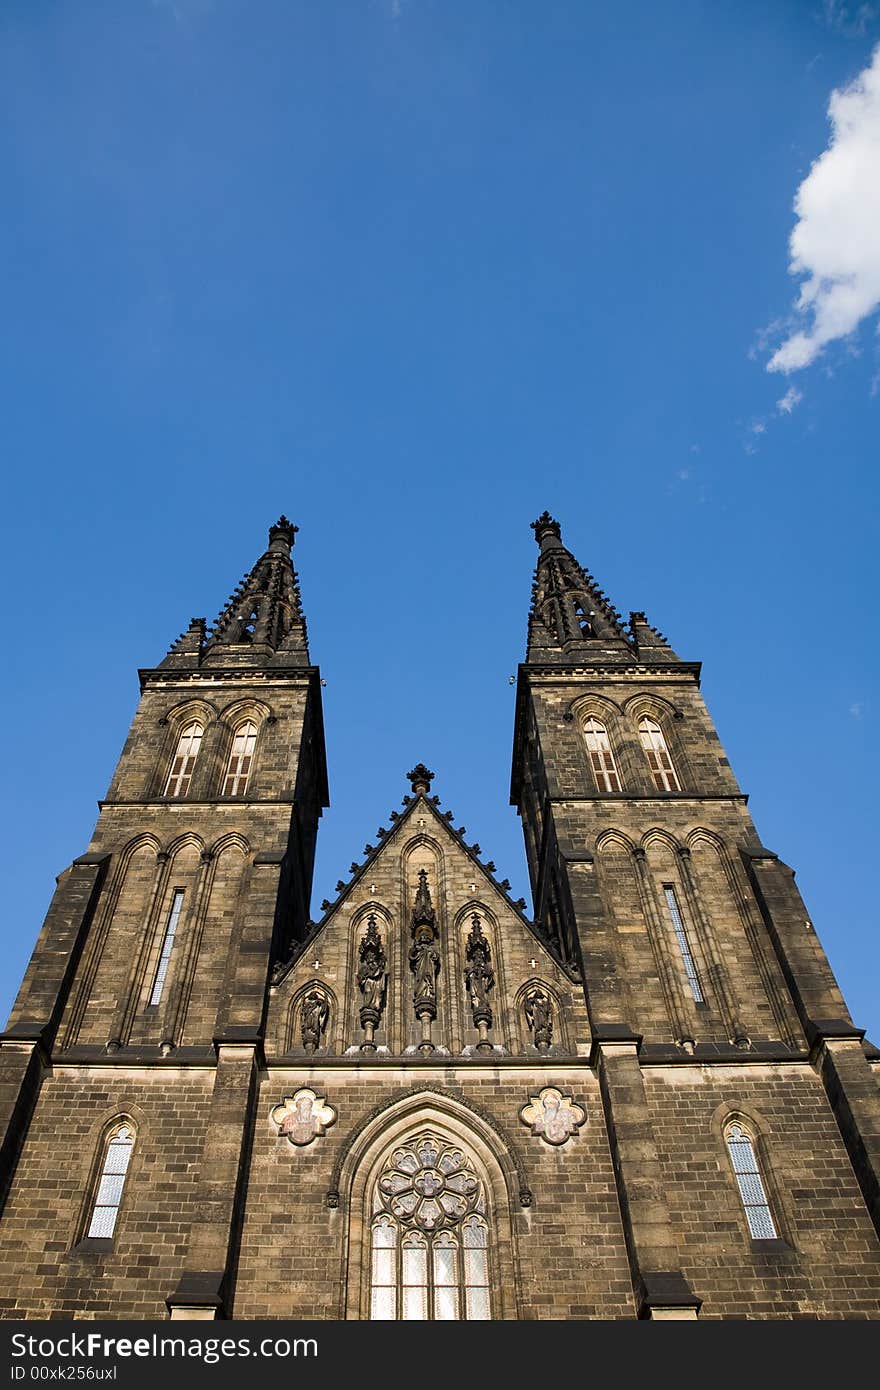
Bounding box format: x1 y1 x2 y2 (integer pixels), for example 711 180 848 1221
1 512 878 1321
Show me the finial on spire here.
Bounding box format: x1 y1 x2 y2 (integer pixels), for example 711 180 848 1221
407 763 435 795
268 515 298 553
531 512 563 550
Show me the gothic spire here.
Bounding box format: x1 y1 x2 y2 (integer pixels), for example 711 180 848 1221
200 516 311 668
525 512 633 665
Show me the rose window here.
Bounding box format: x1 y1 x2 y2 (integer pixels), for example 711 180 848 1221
370 1133 491 1320
377 1136 482 1230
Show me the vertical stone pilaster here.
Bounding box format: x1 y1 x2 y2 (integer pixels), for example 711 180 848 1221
813 1033 880 1241
562 853 628 1028
0 1038 45 1217
741 849 851 1029
166 1042 260 1319
216 856 284 1035
7 854 109 1037
592 1034 701 1319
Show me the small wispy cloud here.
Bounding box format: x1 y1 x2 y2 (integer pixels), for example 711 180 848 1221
776 385 804 413
151 0 213 22
766 43 880 375
821 1 879 37
850 700 866 718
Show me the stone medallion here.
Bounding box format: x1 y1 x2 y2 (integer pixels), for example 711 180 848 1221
271 1089 337 1147
519 1087 585 1146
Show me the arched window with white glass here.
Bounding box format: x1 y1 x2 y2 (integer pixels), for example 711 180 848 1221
725 1120 778 1240
223 719 258 796
638 716 680 792
164 721 203 797
582 716 622 792
84 1121 135 1240
369 1133 492 1320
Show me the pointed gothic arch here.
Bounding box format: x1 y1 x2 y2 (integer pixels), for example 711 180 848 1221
335 1089 525 1319
285 980 337 1055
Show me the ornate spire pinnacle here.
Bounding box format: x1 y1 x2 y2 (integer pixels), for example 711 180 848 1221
411 868 436 931
531 511 563 550
268 515 298 552
201 517 310 667
525 514 630 664
407 763 435 795
158 617 206 670
628 611 681 663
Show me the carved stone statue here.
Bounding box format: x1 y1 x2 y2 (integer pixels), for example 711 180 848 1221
357 915 387 1051
409 935 440 1007
524 986 553 1050
464 915 494 1025
301 989 329 1053
409 866 440 1052
357 916 387 1013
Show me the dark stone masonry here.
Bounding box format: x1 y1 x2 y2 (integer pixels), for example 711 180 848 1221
1 511 878 1320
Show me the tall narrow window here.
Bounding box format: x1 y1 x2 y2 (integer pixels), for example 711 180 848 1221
663 885 704 1003
583 717 621 792
223 720 257 796
725 1122 778 1239
369 1134 491 1320
86 1123 134 1239
164 721 203 797
638 716 680 791
149 890 184 1006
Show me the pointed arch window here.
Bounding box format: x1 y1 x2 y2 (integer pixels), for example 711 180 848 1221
85 1123 135 1239
638 716 680 791
582 716 621 792
369 1134 491 1320
663 885 704 1003
725 1121 778 1239
148 889 184 1007
223 720 257 796
164 721 203 797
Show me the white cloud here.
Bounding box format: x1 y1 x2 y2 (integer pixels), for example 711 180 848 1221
768 44 880 373
776 385 804 413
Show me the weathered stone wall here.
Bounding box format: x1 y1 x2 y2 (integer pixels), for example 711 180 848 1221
0 1067 214 1320
643 1062 880 1318
233 1065 632 1320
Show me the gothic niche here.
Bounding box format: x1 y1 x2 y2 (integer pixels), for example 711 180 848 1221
300 988 330 1054
464 915 495 1054
357 914 388 1053
409 869 440 1055
524 985 553 1051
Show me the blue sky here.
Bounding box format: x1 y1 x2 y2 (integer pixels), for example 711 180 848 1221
1 1 878 1038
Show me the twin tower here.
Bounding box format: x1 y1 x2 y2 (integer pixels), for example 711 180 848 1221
1 515 878 1320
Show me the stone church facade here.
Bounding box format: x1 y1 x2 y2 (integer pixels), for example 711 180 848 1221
1 513 878 1320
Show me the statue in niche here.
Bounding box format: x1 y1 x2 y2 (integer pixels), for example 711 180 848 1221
409 932 440 1008
409 868 440 1052
357 915 387 1014
357 915 387 1051
464 915 495 1025
300 989 329 1053
524 986 553 1051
